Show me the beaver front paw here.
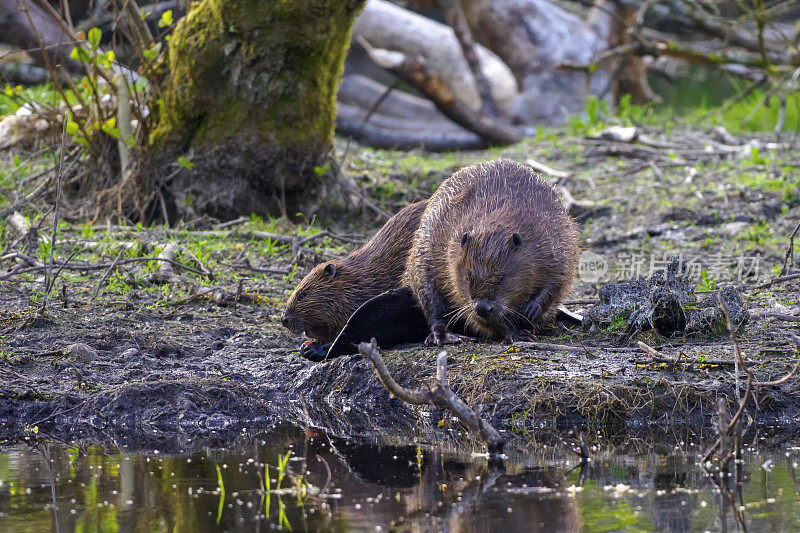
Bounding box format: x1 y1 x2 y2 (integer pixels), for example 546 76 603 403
425 324 477 346
300 340 331 362
506 328 540 343
521 299 543 324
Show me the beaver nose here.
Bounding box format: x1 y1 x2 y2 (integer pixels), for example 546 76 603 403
473 300 493 318
281 313 290 328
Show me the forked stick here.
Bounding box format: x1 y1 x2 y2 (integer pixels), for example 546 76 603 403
358 338 504 452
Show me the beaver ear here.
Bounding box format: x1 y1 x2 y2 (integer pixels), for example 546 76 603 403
460 232 471 248
323 263 337 278
510 233 522 248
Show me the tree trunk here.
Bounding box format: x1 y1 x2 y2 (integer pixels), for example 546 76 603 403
148 0 365 221
608 3 659 105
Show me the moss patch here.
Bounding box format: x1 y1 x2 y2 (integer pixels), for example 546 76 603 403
152 0 365 151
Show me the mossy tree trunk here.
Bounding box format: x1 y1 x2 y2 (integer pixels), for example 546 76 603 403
149 0 365 221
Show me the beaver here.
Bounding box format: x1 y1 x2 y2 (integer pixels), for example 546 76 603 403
404 158 580 345
282 200 428 358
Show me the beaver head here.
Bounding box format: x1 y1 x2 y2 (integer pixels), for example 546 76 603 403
447 219 539 337
281 260 362 344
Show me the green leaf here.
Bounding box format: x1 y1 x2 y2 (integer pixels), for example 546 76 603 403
12 155 21 167
101 117 119 138
87 27 102 50
69 46 92 63
143 43 162 61
158 10 173 28
177 156 194 170
98 50 116 69
65 121 79 136
101 125 120 138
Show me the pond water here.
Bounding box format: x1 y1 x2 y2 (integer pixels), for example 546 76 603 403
0 425 798 532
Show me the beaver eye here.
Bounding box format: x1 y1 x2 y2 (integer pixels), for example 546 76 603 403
498 275 505 283
297 292 306 302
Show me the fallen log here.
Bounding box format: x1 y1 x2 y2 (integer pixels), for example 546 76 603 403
336 75 485 150
352 0 518 113
359 37 524 146
461 0 614 125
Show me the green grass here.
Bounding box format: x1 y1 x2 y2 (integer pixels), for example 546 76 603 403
718 90 800 133
0 83 63 116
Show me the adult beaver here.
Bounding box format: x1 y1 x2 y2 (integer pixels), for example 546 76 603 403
282 200 427 358
404 159 580 345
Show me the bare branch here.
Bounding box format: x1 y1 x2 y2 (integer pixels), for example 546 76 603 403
358 339 505 452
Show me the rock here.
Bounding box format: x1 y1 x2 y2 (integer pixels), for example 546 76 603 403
593 126 638 143
0 113 61 149
120 348 140 360
722 222 748 238
67 343 99 363
584 257 748 336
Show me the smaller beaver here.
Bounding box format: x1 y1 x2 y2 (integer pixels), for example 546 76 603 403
404 159 580 345
282 200 427 357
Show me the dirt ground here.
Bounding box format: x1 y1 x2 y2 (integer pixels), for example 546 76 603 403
1 125 799 450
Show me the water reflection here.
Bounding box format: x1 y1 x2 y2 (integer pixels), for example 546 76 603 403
0 425 798 532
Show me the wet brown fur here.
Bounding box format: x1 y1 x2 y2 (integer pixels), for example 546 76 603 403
282 200 428 343
404 159 580 340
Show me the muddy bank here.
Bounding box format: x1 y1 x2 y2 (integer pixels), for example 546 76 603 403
2 126 800 450
1 280 799 451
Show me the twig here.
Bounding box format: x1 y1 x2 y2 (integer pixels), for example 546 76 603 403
362 78 402 125
43 250 77 304
226 259 289 276
91 248 126 301
295 230 362 246
637 341 746 368
150 242 179 283
701 297 800 462
233 278 243 313
763 311 800 323
526 159 572 179
180 245 213 278
779 219 800 276
117 75 132 181
316 455 332 495
0 256 211 281
752 334 800 387
232 242 250 264
41 119 67 311
515 341 590 353
0 178 53 220
213 216 249 230
358 339 504 452
572 424 590 461
753 272 800 289
637 340 663 359
121 0 155 50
